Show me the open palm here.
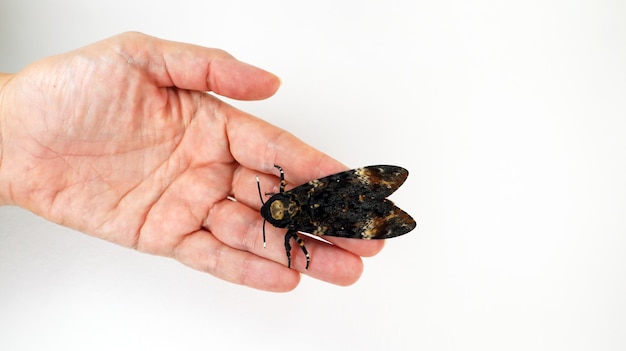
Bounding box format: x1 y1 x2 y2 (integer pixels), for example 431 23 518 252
0 32 383 291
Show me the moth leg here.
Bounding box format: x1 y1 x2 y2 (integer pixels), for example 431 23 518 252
284 229 310 270
273 165 286 192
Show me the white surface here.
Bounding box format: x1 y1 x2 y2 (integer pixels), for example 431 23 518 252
2 1 626 350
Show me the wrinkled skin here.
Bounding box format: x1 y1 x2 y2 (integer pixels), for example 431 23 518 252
0 32 383 292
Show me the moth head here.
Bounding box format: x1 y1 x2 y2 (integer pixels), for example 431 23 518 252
261 194 299 227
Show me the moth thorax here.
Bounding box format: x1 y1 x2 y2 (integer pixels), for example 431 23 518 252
269 199 299 221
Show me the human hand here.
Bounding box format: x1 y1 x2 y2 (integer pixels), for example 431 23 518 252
0 32 383 291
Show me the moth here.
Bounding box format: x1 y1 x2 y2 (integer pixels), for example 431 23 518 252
256 165 416 269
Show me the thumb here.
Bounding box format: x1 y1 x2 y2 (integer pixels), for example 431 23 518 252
114 32 281 100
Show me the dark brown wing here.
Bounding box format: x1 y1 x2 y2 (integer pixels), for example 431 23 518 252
286 165 416 239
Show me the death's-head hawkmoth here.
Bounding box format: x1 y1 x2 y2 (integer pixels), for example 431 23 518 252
257 165 416 269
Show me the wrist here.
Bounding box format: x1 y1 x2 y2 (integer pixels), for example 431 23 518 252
0 73 14 206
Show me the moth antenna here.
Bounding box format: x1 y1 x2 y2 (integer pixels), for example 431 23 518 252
256 175 265 205
256 175 267 248
262 220 267 248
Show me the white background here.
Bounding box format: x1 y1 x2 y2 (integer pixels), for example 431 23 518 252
2 1 626 350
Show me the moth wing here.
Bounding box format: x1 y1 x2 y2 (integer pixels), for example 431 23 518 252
295 198 416 239
288 165 415 239
307 165 409 199
362 200 416 239
350 165 410 198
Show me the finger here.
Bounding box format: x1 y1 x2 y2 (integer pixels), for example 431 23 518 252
323 236 385 257
225 110 348 185
110 32 281 100
135 165 236 256
206 198 366 286
172 229 301 292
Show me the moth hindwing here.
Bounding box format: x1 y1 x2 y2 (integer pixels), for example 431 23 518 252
257 165 416 270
